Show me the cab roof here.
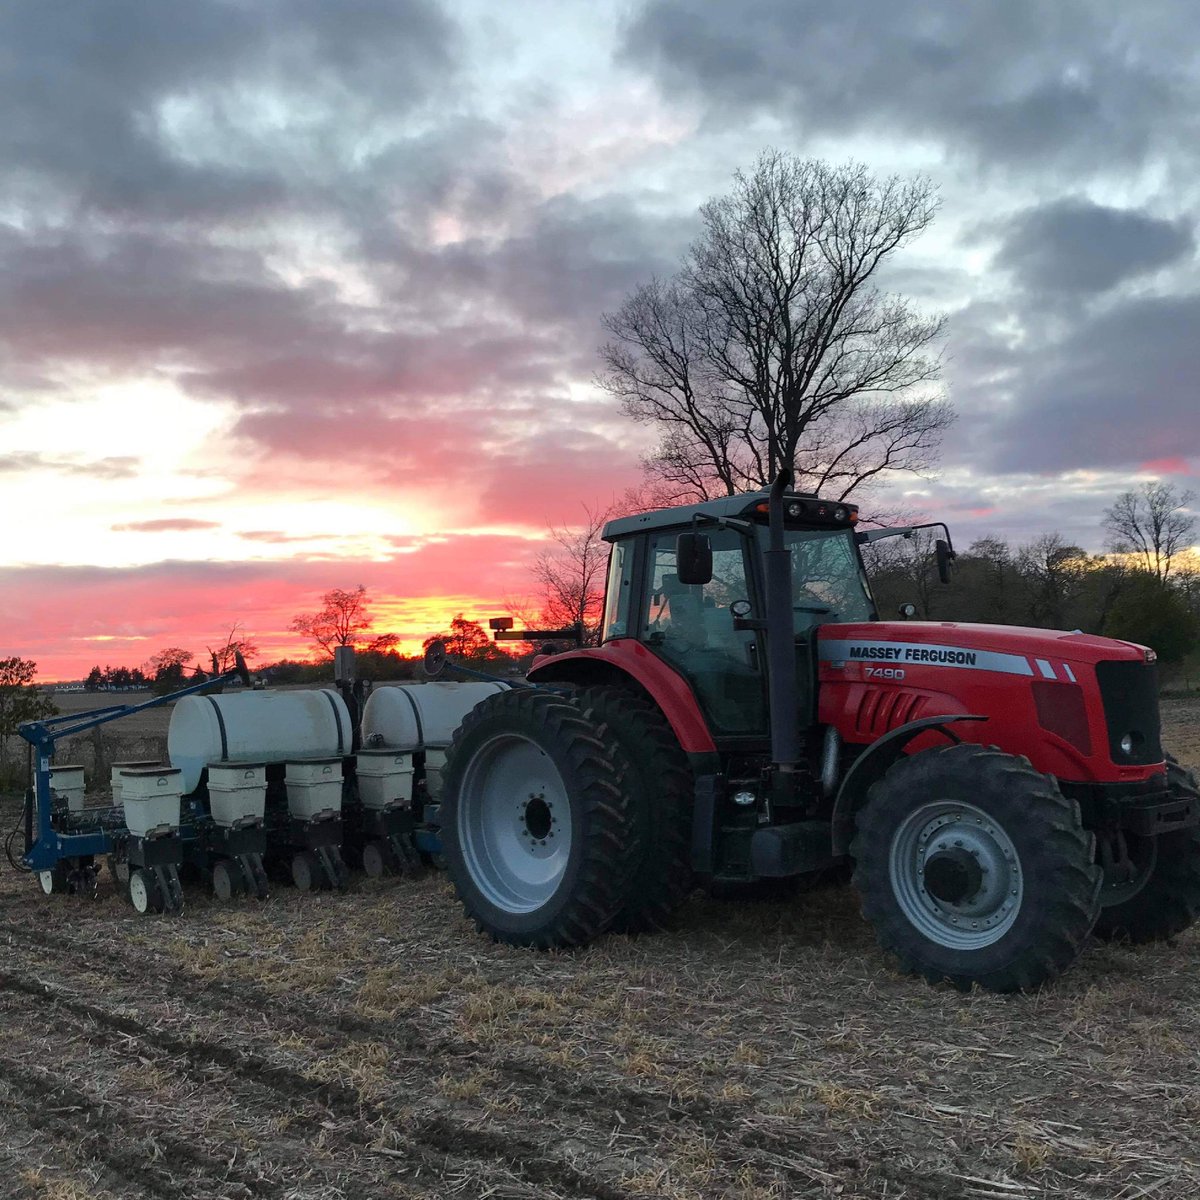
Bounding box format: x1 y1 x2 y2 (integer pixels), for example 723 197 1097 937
602 489 857 541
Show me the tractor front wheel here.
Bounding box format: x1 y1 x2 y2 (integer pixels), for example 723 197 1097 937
851 743 1100 992
441 689 635 949
1093 757 1200 943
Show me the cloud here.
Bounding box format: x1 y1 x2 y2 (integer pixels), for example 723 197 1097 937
0 451 140 479
977 291 1200 475
236 530 337 544
0 5 679 533
111 518 221 533
0 0 459 222
993 198 1194 295
620 0 1200 174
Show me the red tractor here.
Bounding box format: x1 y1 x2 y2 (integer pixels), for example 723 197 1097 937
438 473 1199 991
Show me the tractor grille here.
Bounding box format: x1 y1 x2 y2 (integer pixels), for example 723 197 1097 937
1094 660 1163 766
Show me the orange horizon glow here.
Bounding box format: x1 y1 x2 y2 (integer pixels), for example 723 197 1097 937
28 592 527 683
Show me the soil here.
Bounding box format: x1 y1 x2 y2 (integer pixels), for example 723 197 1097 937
0 698 1197 1200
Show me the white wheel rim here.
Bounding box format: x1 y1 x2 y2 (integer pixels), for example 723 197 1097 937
458 733 574 913
130 872 149 913
39 870 55 896
889 800 1023 950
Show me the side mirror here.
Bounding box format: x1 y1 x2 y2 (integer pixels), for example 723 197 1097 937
935 539 956 585
676 531 713 586
898 603 917 620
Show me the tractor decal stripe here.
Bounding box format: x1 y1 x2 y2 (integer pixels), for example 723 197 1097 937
819 640 1035 676
1036 658 1056 680
204 696 230 761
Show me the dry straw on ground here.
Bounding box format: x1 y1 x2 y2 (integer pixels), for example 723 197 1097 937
0 695 1197 1199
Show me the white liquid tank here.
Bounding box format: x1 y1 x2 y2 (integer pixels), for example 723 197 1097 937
360 682 509 750
168 689 353 793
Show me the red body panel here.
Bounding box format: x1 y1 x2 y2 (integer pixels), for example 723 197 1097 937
818 622 1159 784
530 622 1162 785
528 640 719 753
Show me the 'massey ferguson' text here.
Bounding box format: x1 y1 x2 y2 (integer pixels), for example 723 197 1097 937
847 645 978 666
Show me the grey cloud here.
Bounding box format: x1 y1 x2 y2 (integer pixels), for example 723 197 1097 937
0 226 345 375
237 530 338 544
0 2 687 527
979 291 1200 475
0 451 140 479
621 0 1200 173
111 519 221 533
994 199 1194 295
0 0 458 221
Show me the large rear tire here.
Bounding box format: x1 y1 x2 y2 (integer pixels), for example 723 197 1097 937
851 743 1101 992
1093 757 1200 943
578 687 694 933
441 689 635 949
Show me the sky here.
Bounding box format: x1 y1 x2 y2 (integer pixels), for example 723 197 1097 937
2 0 1198 679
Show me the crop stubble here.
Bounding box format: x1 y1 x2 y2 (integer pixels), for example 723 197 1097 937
0 697 1197 1199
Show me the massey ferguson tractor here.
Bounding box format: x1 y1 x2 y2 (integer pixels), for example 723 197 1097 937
438 472 1200 992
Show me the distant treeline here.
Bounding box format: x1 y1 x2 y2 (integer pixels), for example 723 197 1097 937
864 532 1200 673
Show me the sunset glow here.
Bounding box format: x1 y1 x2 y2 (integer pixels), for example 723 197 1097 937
3 2 1198 681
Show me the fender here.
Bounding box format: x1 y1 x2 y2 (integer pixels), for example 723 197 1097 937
830 714 988 856
527 640 717 753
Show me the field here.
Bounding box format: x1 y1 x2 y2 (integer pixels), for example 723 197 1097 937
0 697 1198 1200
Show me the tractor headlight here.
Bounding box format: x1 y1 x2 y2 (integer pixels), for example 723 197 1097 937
732 789 757 807
786 501 804 518
1120 733 1134 756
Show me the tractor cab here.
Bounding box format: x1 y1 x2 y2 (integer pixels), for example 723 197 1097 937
598 489 873 740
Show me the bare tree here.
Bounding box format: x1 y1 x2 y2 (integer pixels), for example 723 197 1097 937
1017 534 1088 629
290 586 398 659
1103 482 1197 583
861 527 939 617
207 624 259 673
601 152 952 501
531 503 613 639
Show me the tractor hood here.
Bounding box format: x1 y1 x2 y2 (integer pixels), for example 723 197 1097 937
818 620 1152 678
817 621 1163 783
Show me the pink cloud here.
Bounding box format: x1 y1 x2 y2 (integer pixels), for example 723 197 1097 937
1139 456 1192 476
227 396 644 529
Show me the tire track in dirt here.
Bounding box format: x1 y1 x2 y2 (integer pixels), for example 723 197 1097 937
0 965 638 1200
0 919 963 1199
0 1052 275 1199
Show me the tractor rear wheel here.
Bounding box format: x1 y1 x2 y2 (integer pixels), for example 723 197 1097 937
578 687 694 933
851 743 1101 992
441 689 635 949
1093 757 1200 943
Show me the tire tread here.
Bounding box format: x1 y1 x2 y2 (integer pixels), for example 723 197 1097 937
850 742 1101 993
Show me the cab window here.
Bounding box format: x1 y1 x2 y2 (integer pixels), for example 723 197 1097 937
601 542 635 641
643 528 764 734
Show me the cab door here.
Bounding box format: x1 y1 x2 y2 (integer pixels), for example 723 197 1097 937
640 528 766 735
